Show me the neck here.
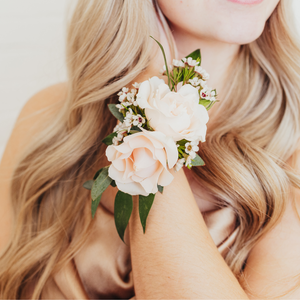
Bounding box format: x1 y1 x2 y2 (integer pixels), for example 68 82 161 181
171 24 240 98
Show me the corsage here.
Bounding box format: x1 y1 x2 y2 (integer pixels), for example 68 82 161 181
83 37 218 243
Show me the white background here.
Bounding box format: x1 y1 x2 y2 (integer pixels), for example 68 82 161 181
0 0 300 160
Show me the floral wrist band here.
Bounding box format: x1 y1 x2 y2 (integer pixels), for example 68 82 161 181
83 36 218 243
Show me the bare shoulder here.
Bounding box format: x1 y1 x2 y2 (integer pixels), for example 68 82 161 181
241 151 300 298
0 82 68 252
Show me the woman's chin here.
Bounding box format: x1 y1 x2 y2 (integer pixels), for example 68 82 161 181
215 22 266 45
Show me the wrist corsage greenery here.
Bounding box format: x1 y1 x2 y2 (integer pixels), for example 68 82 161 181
83 36 218 243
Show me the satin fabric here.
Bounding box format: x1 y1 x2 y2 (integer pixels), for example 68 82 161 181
39 12 240 299
40 202 239 299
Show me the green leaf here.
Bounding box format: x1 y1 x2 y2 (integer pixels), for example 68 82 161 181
131 126 142 132
191 154 205 166
83 180 94 190
91 194 101 219
93 168 103 180
139 193 155 234
91 166 112 200
102 132 118 146
110 180 117 187
108 104 124 122
150 36 171 89
199 99 211 108
114 191 133 243
158 185 164 194
186 49 201 64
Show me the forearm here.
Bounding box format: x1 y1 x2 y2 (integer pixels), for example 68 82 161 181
128 169 248 299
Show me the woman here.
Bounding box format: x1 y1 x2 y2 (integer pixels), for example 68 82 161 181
1 0 300 298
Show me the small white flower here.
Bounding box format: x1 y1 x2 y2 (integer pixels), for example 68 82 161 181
186 156 193 168
113 123 121 132
120 101 130 107
159 64 173 75
173 59 185 68
188 77 201 87
202 72 209 80
123 118 132 129
122 87 129 93
126 108 133 118
116 104 124 110
199 79 207 87
132 82 140 89
175 158 185 172
119 94 127 102
185 141 199 154
200 87 211 100
195 66 210 80
117 132 124 140
186 57 199 67
126 93 134 102
114 122 130 134
112 136 119 146
181 57 187 63
189 151 197 160
132 114 145 127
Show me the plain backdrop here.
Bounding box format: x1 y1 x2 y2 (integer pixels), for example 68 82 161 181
0 0 300 160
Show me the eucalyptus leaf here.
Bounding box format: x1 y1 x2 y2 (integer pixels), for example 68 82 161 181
150 36 171 89
114 191 133 243
199 99 211 108
191 154 205 167
83 180 94 190
102 132 118 146
91 166 112 200
91 194 101 219
139 194 155 234
186 49 201 64
158 185 164 194
93 168 103 180
108 104 124 122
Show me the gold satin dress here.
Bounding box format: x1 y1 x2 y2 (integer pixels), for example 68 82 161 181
40 201 239 299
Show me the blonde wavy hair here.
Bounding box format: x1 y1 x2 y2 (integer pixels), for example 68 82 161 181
1 0 300 299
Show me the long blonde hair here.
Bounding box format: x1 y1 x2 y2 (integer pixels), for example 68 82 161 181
1 0 300 298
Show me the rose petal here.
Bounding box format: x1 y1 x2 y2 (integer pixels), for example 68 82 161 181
106 145 117 162
137 76 166 109
131 174 143 183
136 81 151 109
126 135 156 154
116 181 148 196
132 148 157 170
123 156 135 180
178 84 199 103
140 130 178 168
157 168 174 186
139 165 163 194
109 165 132 184
112 158 125 171
135 160 160 179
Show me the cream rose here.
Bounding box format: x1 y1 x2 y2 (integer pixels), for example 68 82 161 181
106 129 178 196
136 76 209 142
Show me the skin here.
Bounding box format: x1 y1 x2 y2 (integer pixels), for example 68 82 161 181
2 0 300 298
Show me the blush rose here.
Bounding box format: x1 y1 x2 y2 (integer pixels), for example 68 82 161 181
136 76 209 142
106 129 178 196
